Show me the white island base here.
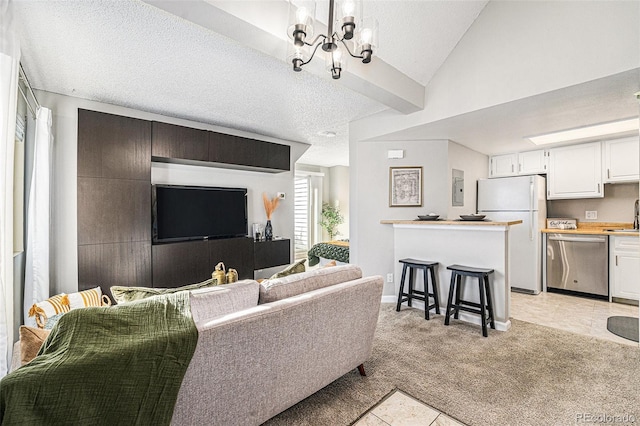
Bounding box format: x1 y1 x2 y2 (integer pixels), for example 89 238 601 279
381 220 523 332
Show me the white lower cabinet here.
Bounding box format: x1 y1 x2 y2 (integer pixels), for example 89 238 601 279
609 236 640 301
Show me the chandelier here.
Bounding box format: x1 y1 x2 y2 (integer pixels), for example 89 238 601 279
287 0 378 79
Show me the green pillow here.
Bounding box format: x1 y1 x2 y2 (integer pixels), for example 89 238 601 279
110 278 218 304
269 259 306 279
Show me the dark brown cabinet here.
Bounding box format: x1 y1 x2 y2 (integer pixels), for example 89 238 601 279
78 109 150 180
78 242 152 300
77 109 152 297
151 121 209 162
254 239 291 270
77 178 150 245
152 240 210 288
78 108 290 297
209 132 290 172
152 238 255 288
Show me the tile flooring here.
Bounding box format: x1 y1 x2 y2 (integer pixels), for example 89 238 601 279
353 292 639 426
353 390 464 426
510 291 639 347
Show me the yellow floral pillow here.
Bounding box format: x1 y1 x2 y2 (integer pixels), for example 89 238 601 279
28 294 71 329
67 286 111 309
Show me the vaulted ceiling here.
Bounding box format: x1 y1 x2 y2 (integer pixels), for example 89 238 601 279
12 1 639 168
12 0 487 166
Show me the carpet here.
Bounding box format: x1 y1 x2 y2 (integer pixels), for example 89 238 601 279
263 304 640 426
607 316 639 343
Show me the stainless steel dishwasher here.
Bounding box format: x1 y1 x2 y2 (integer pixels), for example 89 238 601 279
546 233 608 297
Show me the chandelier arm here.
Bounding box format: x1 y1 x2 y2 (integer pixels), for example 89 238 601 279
304 33 328 47
339 38 364 59
299 40 325 67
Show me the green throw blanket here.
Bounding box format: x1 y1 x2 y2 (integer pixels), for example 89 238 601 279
0 292 198 425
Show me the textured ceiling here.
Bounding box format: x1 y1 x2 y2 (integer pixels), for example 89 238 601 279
11 0 488 167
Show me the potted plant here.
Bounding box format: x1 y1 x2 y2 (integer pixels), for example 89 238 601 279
319 202 344 240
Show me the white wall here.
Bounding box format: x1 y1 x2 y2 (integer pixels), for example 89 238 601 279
548 183 640 224
328 166 349 239
37 90 309 295
352 0 640 142
447 142 489 218
350 139 450 295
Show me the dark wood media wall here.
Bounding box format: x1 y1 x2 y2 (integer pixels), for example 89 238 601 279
77 109 291 297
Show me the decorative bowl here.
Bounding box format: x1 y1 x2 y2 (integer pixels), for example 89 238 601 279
460 214 486 221
417 214 439 221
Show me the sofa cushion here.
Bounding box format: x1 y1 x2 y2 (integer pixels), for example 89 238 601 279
189 280 260 328
28 294 71 328
19 326 51 366
269 258 306 279
258 264 362 304
67 286 111 309
111 278 218 304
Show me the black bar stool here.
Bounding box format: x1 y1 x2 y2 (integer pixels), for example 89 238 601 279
444 265 495 337
396 258 440 320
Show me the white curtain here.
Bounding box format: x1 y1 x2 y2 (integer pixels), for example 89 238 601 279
23 107 52 327
0 0 20 377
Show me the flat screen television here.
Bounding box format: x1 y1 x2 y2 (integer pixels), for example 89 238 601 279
152 184 248 243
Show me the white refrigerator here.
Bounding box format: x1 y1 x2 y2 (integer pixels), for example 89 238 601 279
477 175 547 294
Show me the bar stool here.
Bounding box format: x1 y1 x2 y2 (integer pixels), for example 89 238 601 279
444 265 495 337
396 258 440 320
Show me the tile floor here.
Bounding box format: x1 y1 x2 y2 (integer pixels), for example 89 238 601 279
353 390 464 426
510 291 640 347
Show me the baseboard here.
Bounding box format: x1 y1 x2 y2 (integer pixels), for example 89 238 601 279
380 296 511 332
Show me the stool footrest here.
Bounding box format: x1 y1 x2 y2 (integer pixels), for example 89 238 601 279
448 305 490 318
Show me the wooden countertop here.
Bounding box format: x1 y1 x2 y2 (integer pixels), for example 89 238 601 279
381 219 523 226
542 222 639 236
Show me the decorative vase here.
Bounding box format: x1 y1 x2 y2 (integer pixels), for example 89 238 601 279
264 220 273 241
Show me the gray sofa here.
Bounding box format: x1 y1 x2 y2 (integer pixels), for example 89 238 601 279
12 265 383 425
172 264 383 425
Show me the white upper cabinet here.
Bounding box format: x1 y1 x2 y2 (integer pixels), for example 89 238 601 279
518 150 547 175
603 137 639 183
489 150 546 178
489 153 518 177
547 142 603 199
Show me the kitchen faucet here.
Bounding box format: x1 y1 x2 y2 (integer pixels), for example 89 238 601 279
634 199 639 230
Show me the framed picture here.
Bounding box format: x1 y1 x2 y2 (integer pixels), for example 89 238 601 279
389 166 423 207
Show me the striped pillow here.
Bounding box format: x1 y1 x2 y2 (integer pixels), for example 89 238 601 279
67 286 111 309
28 294 71 328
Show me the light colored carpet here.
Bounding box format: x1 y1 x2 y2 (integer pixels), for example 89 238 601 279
263 304 640 426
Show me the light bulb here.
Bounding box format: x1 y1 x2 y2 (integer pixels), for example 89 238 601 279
296 7 309 24
342 0 355 16
333 49 343 63
360 28 372 44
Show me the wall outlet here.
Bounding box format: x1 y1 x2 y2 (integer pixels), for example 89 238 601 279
386 273 394 283
585 210 597 219
277 192 286 200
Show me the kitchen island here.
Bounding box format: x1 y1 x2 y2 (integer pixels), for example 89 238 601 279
381 219 522 331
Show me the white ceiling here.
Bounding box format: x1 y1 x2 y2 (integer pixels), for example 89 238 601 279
371 69 640 153
13 1 636 168
11 0 487 167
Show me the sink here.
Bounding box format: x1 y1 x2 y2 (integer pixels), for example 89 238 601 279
606 229 640 233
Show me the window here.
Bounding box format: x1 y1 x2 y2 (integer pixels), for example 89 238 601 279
13 114 25 254
294 176 310 260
